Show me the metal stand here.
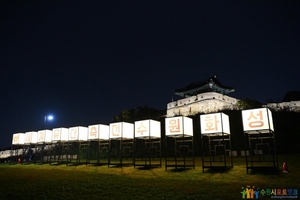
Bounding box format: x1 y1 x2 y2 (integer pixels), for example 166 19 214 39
108 138 134 167
244 131 279 173
22 144 35 164
134 137 161 168
66 141 88 166
10 145 23 164
86 140 109 166
34 143 47 164
49 142 70 165
165 135 194 171
49 142 60 165
201 134 233 172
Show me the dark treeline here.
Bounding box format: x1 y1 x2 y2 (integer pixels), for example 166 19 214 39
112 105 166 123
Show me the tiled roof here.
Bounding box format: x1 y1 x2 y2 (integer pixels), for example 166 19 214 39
174 75 234 97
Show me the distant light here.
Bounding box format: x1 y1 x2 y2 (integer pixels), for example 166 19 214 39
46 115 54 121
44 115 54 122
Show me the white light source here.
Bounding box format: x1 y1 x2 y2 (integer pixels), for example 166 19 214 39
47 115 54 121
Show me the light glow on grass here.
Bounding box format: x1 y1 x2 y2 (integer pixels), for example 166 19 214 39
0 155 299 199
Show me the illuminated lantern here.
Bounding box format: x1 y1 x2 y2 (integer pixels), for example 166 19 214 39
61 128 69 142
165 116 193 137
68 126 88 142
52 128 69 143
242 108 278 173
134 119 161 138
37 130 52 144
242 108 274 133
24 131 38 145
12 133 25 145
24 132 32 145
109 122 134 139
164 116 194 170
88 124 109 140
11 133 25 162
200 113 230 135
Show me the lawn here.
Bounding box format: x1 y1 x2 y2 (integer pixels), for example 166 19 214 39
0 155 299 200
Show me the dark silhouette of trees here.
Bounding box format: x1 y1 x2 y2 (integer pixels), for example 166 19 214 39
236 98 262 109
112 105 165 123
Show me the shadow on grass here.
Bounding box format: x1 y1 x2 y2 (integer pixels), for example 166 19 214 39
49 163 60 166
108 164 133 168
168 168 193 172
135 166 161 170
248 167 280 175
203 166 233 173
86 163 108 167
66 163 87 166
49 161 70 166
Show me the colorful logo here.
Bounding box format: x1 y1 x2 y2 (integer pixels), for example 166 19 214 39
241 186 298 199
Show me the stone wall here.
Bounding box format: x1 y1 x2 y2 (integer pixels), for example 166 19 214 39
0 150 13 159
263 101 300 112
167 92 238 117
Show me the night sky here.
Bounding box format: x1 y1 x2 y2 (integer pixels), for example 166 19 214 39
1 1 299 149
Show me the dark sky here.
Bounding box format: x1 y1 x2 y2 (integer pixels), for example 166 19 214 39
1 1 299 149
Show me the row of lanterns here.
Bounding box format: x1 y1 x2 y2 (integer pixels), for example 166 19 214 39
12 108 274 145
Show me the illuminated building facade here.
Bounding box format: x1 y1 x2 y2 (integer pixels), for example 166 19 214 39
167 75 238 117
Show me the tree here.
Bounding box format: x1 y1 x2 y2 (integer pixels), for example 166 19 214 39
112 105 165 123
113 109 135 122
236 98 262 110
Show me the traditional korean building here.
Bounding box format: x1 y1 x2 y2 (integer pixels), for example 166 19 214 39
167 75 238 117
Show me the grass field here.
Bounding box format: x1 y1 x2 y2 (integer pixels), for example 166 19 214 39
0 155 299 200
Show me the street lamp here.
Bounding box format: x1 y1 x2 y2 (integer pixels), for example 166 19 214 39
44 115 54 129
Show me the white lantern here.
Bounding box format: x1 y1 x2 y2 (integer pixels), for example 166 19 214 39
52 128 69 142
68 126 88 141
24 131 38 144
37 130 52 144
165 116 193 137
52 128 61 142
61 128 69 142
12 133 25 145
242 108 274 133
24 132 32 144
134 119 161 138
88 124 109 140
109 122 134 139
200 113 230 135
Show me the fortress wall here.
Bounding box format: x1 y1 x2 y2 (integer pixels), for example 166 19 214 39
167 92 238 117
263 101 300 112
